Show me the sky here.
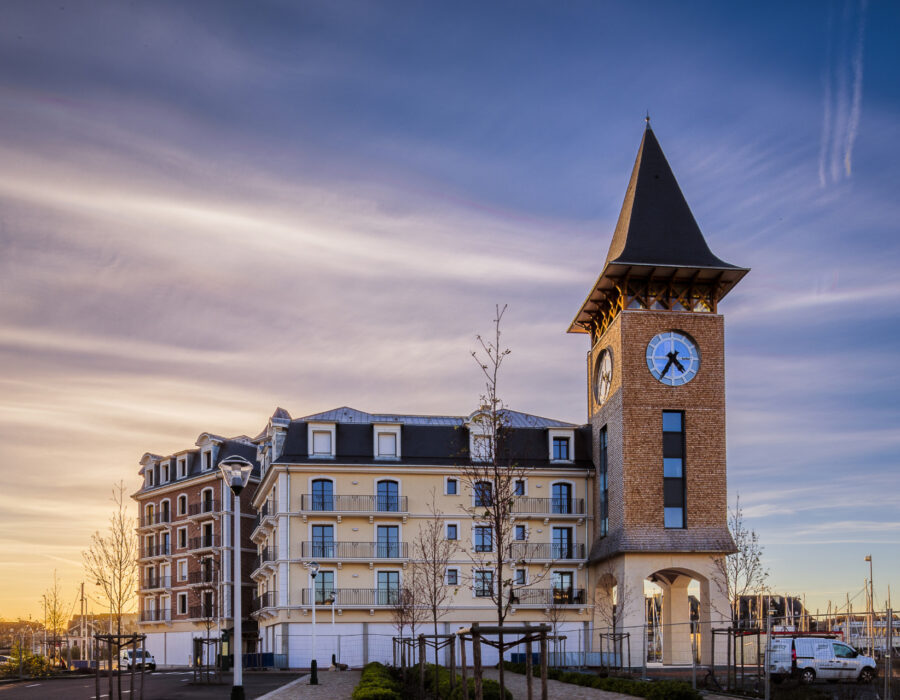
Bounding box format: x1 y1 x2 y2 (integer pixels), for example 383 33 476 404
0 0 898 621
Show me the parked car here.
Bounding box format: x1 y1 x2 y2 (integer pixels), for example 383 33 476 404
768 637 876 684
118 648 156 671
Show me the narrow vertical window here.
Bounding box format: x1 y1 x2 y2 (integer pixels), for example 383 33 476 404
598 426 608 537
662 411 685 528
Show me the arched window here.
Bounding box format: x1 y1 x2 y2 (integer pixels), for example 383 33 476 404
201 488 214 513
377 480 399 512
160 499 171 523
552 483 572 514
311 479 333 511
144 504 155 526
177 494 187 516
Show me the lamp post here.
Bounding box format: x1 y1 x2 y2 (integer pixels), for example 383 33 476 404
309 561 319 684
219 455 254 700
865 555 874 655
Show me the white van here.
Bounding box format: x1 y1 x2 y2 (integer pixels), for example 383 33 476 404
768 637 876 684
119 648 156 671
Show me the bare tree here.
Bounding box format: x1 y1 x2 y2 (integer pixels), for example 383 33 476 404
714 494 769 621
411 490 457 665
43 570 68 666
190 555 220 681
83 481 138 639
389 575 426 671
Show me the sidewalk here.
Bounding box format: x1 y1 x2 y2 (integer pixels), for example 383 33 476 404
260 669 361 699
483 668 635 700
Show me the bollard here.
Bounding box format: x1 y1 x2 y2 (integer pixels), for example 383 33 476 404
310 658 318 685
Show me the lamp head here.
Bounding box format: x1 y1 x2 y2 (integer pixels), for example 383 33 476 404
309 561 319 578
218 456 254 496
865 555 872 562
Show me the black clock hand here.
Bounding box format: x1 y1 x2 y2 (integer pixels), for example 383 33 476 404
660 356 675 377
671 355 686 373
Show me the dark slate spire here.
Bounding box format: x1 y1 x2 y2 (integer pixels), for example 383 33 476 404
605 127 738 270
568 126 749 335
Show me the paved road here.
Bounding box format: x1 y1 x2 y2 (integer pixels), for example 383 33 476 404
0 670 303 699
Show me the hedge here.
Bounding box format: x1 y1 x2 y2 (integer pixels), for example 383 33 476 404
352 662 402 700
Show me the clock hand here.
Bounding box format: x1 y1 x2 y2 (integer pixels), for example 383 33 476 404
672 355 686 373
660 356 675 377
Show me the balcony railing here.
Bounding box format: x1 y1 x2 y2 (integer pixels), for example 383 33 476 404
299 494 409 513
188 569 218 585
140 608 171 622
254 547 276 571
188 500 220 517
251 591 277 612
300 588 411 607
141 575 171 590
188 604 217 620
299 541 408 559
511 497 585 515
189 534 220 550
137 511 172 528
254 500 275 529
511 588 586 606
140 543 171 558
508 542 585 560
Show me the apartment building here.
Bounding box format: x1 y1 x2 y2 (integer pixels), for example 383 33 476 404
133 432 259 666
248 406 594 667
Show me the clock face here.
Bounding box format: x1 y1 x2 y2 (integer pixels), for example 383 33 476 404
646 331 700 386
594 348 613 405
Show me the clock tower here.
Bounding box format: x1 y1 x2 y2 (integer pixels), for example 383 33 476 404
570 124 748 665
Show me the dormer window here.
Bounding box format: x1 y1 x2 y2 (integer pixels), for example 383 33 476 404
146 470 155 488
548 429 575 463
202 451 211 471
373 424 401 460
308 423 336 458
161 461 170 483
176 457 187 479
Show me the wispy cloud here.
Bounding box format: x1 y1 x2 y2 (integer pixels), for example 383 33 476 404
819 0 868 186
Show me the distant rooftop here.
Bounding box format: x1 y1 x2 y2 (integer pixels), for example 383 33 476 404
301 406 576 429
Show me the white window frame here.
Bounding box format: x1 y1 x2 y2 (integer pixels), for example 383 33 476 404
201 450 212 471
446 568 459 586
177 559 188 582
177 526 188 550
472 481 493 508
514 568 527 585
373 423 401 460
548 429 575 463
161 460 171 483
466 411 494 464
444 476 459 496
513 478 527 496
159 595 170 620
445 521 460 541
472 569 494 598
472 522 493 553
146 469 155 487
176 456 187 479
308 422 336 458
513 523 528 541
550 480 577 514
177 592 188 616
177 494 187 516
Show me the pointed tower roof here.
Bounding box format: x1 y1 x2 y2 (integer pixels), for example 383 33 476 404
569 126 748 333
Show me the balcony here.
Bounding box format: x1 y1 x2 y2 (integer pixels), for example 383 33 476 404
299 541 408 560
299 588 410 607
251 547 276 573
187 569 218 586
189 534 220 551
141 575 171 590
137 511 172 529
511 588 586 606
188 604 217 620
251 591 277 612
188 500 220 519
299 494 409 514
140 543 171 559
140 608 171 623
507 542 585 561
511 497 585 516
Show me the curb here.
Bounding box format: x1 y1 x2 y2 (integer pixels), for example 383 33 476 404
254 673 309 700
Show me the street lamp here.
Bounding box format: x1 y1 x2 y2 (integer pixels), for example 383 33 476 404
865 555 874 655
219 455 254 700
309 561 319 684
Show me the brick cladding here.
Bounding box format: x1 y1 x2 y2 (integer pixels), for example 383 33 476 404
588 309 735 561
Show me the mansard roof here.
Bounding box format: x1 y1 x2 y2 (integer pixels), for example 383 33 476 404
300 406 575 429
